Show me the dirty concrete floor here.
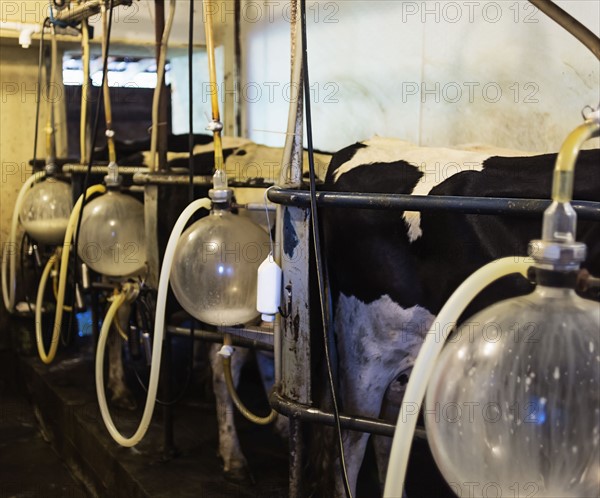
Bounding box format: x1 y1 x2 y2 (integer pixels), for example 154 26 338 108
2 320 451 498
0 348 89 498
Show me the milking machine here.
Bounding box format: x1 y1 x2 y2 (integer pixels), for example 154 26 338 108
88 0 166 447
93 0 283 447
2 21 65 313
33 1 142 364
2 19 78 365
384 110 600 497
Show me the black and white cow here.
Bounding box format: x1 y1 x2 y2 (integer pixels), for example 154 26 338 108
319 137 600 497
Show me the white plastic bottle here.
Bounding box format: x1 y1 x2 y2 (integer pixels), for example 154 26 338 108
256 254 282 322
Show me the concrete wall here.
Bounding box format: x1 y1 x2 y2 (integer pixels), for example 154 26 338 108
0 34 67 328
241 0 600 153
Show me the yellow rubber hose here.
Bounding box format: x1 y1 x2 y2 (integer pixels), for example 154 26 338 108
35 248 59 363
220 334 278 425
35 184 106 364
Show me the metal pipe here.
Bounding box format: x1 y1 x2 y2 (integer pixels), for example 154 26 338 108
51 0 132 25
270 391 427 440
63 164 148 175
267 188 600 221
132 172 276 187
167 325 274 351
133 172 213 186
161 332 177 459
288 418 304 498
529 0 600 60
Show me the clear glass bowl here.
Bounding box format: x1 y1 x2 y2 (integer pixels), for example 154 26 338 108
426 286 600 498
77 191 146 277
20 179 73 245
170 208 270 326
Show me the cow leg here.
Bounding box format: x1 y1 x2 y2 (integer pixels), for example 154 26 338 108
332 293 433 497
332 352 385 498
255 350 289 439
107 301 137 410
209 342 251 482
373 372 411 498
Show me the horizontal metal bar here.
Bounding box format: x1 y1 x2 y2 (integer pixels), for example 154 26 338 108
52 0 132 25
238 203 277 212
270 391 427 440
63 164 148 175
167 325 274 351
133 172 277 189
267 188 600 221
133 172 214 186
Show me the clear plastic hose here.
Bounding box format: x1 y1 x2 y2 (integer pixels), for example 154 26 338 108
552 119 599 203
2 171 45 313
383 257 530 497
542 117 600 245
95 197 211 446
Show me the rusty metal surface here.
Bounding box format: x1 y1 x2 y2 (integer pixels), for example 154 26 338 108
167 325 274 350
271 390 428 441
143 185 159 289
280 205 312 405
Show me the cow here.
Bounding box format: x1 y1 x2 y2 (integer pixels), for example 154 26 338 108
317 136 600 497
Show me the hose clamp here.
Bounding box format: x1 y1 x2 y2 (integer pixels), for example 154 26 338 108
528 239 587 271
44 162 58 176
206 119 223 133
218 345 234 358
121 282 140 303
582 103 600 123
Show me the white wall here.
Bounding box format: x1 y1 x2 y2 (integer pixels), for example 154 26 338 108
170 47 225 136
241 0 600 153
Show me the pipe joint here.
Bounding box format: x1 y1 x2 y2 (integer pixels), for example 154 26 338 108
44 162 58 176
582 104 600 122
218 344 234 358
121 282 140 303
206 119 223 133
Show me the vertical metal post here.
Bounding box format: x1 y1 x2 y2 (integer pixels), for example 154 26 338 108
223 0 238 137
151 0 172 440
288 417 304 498
91 286 100 344
155 0 168 171
280 205 311 405
160 332 177 459
276 1 310 496
143 184 160 290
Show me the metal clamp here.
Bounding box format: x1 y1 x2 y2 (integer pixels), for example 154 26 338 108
206 119 223 132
